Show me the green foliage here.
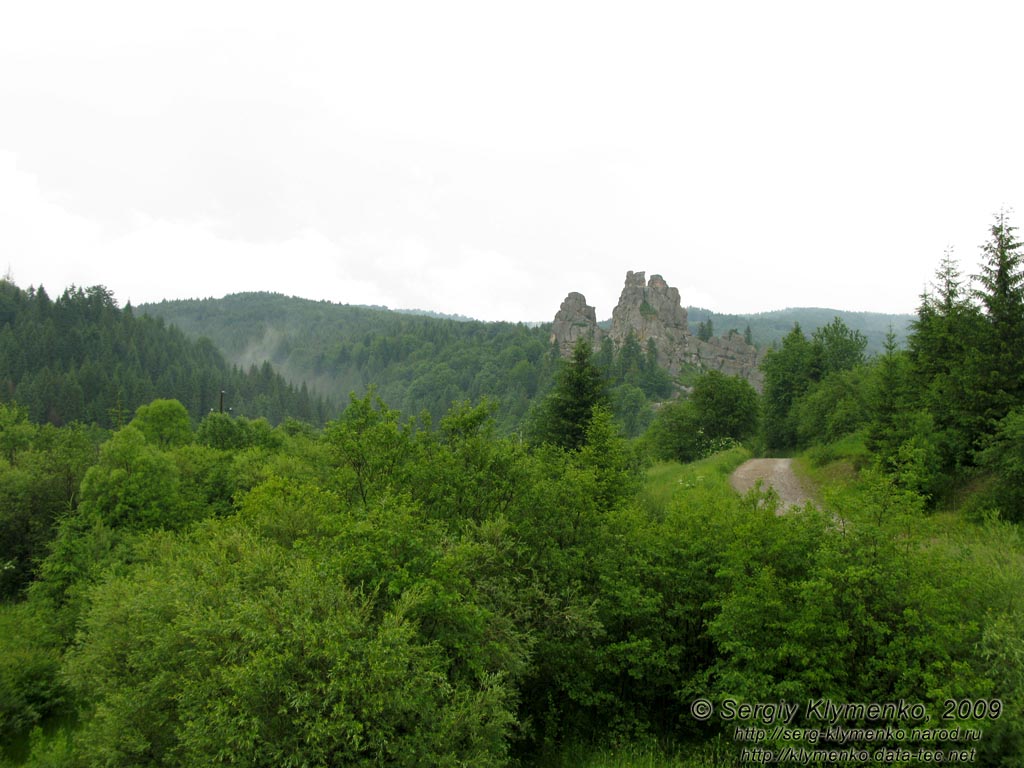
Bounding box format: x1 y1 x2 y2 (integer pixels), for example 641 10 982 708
688 371 759 443
909 252 990 471
646 372 758 464
2 387 1024 764
645 401 708 463
63 515 521 767
978 406 1024 521
129 398 192 449
0 602 68 746
761 318 868 451
170 443 239 520
323 390 415 506
792 365 872 447
689 305 912 355
139 291 688 437
77 426 182 530
0 416 101 599
529 339 609 450
760 324 815 450
576 406 641 512
707 472 1000 744
609 384 653 438
973 211 1024 426
195 411 281 451
9 219 1024 765
0 403 36 463
810 316 867 376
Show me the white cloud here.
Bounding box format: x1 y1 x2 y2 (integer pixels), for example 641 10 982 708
0 151 103 290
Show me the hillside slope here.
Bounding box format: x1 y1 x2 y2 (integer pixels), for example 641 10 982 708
685 306 914 353
140 292 557 429
0 281 329 427
140 292 914 430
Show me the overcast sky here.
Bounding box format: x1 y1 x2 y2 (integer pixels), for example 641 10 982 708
2 1 1022 322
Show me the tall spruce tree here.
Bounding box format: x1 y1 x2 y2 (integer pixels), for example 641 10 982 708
530 338 608 450
908 250 988 469
973 211 1024 426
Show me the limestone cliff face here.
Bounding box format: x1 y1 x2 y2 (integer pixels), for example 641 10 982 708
551 271 764 390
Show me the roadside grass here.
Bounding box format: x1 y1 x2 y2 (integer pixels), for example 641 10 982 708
639 446 751 518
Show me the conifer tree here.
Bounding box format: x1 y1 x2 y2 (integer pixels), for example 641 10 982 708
761 324 814 450
908 251 987 469
973 211 1024 424
530 339 608 450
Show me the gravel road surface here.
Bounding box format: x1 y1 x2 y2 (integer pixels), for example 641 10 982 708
729 458 814 512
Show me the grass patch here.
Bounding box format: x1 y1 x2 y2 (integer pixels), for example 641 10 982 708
799 432 870 498
804 430 870 470
639 447 751 517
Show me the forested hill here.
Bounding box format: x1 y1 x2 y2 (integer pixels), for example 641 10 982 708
139 292 909 429
685 306 914 353
0 281 329 428
140 292 560 429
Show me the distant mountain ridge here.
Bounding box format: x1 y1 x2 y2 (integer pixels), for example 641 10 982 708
684 306 914 354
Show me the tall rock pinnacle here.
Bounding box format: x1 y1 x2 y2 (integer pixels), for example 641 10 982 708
549 271 764 390
549 291 604 356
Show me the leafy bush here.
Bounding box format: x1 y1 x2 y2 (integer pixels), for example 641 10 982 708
0 603 69 746
64 508 524 767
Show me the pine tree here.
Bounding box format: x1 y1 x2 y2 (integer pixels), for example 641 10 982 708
867 329 912 458
973 211 1024 424
907 251 988 469
530 339 608 450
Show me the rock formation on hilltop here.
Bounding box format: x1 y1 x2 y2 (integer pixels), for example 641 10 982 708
550 271 764 390
550 292 604 356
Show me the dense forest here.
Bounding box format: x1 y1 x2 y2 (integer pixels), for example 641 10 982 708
0 282 329 429
2 213 1024 766
138 292 909 432
140 294 557 430
685 306 913 355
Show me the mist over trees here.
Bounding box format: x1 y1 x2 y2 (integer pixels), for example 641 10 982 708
0 282 328 428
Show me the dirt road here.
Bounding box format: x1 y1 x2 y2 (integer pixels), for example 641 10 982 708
729 458 814 512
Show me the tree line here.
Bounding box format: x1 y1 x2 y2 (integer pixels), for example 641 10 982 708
0 281 330 428
755 212 1024 519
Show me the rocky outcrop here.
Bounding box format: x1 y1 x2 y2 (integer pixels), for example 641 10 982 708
549 291 604 356
550 271 764 390
609 271 693 373
692 330 764 390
